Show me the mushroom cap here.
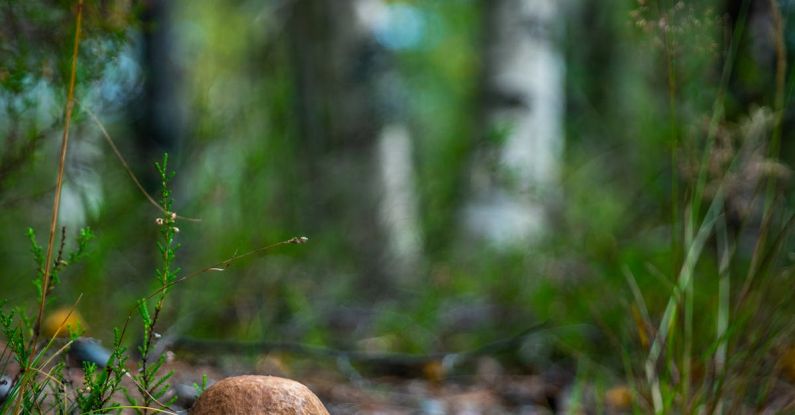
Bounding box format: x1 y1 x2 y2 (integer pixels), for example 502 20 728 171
190 375 329 415
42 308 86 338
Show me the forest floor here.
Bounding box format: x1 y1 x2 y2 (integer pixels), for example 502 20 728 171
4 338 795 413
165 353 614 415
165 349 795 414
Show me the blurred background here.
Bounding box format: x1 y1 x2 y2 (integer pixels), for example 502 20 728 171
2 0 795 409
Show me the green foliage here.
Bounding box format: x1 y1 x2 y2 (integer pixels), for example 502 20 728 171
75 329 129 414
0 156 185 413
550 1 795 412
29 226 94 299
0 0 133 200
132 154 179 414
1 0 794 413
193 373 209 396
0 155 193 414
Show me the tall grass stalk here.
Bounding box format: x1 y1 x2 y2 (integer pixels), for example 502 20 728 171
32 0 84 350
639 1 752 412
11 1 84 413
711 214 731 413
644 190 723 414
766 0 785 163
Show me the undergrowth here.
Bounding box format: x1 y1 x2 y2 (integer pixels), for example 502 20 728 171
582 1 795 413
0 2 305 413
0 0 792 414
0 155 176 414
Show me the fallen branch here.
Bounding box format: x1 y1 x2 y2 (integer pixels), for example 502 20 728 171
171 322 548 378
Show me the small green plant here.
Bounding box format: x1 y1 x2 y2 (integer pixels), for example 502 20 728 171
0 151 308 414
130 154 180 414
3 155 200 414
73 328 129 413
607 1 795 413
193 374 209 396
0 225 96 414
28 226 94 302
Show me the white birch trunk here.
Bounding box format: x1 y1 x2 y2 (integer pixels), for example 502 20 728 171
289 0 424 289
376 123 422 282
463 0 566 247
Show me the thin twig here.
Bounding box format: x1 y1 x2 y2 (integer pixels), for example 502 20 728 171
123 371 174 414
82 107 200 222
127 237 309 340
98 236 309 401
172 322 548 372
31 0 84 363
18 2 82 410
84 405 178 415
144 236 309 303
48 227 68 297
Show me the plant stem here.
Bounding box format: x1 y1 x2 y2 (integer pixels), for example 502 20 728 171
33 0 84 351
767 0 786 162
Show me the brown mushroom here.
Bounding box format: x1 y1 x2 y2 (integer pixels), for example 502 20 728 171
190 375 329 415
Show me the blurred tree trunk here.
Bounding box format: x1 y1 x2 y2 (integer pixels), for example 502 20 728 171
462 0 566 248
132 0 185 187
287 0 422 295
120 0 184 301
724 0 785 119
